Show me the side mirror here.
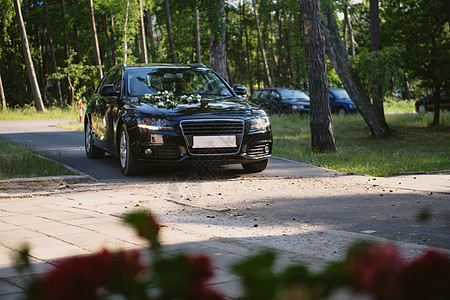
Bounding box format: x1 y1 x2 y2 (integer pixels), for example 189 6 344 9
100 84 120 97
233 84 248 96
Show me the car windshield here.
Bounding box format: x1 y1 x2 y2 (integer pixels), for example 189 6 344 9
278 89 310 102
127 67 233 97
332 89 351 100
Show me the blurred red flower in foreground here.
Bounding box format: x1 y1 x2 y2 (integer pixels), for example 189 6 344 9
36 249 143 300
345 242 450 300
400 250 450 300
346 242 406 300
185 254 225 300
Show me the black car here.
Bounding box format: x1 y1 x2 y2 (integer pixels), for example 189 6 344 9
84 64 272 175
415 89 450 113
248 88 310 114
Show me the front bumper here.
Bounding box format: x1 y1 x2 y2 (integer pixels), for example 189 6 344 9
129 121 272 164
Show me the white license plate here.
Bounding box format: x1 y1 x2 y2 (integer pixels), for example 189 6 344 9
192 136 236 148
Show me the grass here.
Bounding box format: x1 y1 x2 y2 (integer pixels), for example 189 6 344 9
0 139 76 180
271 112 450 176
0 106 79 121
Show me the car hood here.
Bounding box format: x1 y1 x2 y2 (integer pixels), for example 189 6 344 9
336 98 354 103
126 96 256 120
282 98 310 105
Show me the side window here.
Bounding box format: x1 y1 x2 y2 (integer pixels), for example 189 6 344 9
251 90 261 100
260 90 270 101
268 90 279 101
329 92 334 100
110 70 123 93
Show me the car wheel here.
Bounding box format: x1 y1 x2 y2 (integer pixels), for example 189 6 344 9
119 124 140 176
337 108 347 116
85 120 105 159
417 104 427 113
242 159 269 173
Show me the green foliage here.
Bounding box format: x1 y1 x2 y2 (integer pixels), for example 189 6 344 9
382 0 450 90
354 44 406 101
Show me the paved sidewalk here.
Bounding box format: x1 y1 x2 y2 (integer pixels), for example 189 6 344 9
1 170 449 299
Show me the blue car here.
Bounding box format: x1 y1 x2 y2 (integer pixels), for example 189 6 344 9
249 88 310 114
328 88 358 116
303 88 358 116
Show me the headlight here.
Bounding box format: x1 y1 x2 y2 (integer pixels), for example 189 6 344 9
250 115 270 132
137 118 173 131
292 105 304 110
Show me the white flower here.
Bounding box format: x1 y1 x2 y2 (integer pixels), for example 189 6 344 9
164 90 169 95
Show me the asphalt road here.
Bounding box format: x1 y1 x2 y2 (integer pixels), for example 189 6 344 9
1 120 449 249
0 120 338 180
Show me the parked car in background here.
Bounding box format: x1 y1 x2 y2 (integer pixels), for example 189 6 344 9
84 63 272 175
303 88 358 116
248 88 310 114
415 89 450 113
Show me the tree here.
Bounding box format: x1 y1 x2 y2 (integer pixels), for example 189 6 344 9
300 0 336 153
252 0 272 87
369 0 385 120
194 7 201 63
43 0 64 105
88 0 103 81
13 0 45 111
383 0 450 126
208 0 228 82
0 74 6 110
321 7 391 138
164 0 177 63
138 0 148 63
342 0 355 58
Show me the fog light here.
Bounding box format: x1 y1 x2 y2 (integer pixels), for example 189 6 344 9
144 148 153 156
264 145 270 154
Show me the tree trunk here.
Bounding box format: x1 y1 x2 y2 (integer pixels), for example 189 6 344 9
0 74 6 110
194 8 202 63
145 9 155 47
343 0 355 58
164 0 177 63
43 0 63 105
209 0 228 82
61 0 69 61
88 0 103 81
252 0 272 87
124 0 129 63
321 8 391 138
432 85 441 127
369 0 385 120
300 0 336 153
138 0 148 63
61 0 72 104
13 0 45 112
241 1 253 91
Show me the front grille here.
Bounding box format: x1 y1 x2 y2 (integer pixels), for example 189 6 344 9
180 120 244 135
180 119 244 155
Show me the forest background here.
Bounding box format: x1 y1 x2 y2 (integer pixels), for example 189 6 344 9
1 0 448 112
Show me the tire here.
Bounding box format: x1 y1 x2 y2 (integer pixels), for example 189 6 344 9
119 124 140 176
85 120 105 158
242 159 269 173
337 107 347 116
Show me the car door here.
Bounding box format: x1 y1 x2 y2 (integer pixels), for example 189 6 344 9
92 69 122 152
267 90 282 113
329 91 338 112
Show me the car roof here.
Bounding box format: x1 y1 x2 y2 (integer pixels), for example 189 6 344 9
111 63 207 71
